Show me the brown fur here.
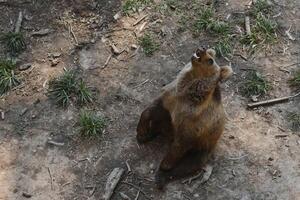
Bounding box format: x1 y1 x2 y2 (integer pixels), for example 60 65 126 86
136 48 233 189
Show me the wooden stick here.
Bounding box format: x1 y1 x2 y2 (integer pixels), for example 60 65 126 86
69 23 78 44
15 11 23 33
103 168 124 200
245 16 251 35
247 92 300 109
133 15 148 26
101 54 113 69
47 167 53 190
275 134 289 138
134 191 140 200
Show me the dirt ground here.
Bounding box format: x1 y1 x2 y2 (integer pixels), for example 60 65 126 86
0 0 299 199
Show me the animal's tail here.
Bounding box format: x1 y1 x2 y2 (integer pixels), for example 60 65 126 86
155 150 211 189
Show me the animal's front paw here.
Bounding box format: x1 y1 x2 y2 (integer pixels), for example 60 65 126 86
155 169 168 190
220 65 233 82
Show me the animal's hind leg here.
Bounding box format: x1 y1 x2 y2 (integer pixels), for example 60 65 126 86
136 98 172 144
159 140 190 171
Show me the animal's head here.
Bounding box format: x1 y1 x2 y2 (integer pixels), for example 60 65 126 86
191 47 232 81
191 47 220 78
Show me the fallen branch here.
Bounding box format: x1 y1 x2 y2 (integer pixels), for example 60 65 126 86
47 167 53 190
133 15 148 26
182 171 203 184
125 160 131 172
119 192 131 200
101 54 113 69
285 25 296 41
103 168 124 200
247 92 300 109
68 22 78 44
275 134 289 138
15 11 23 33
245 16 251 35
134 191 140 200
47 140 65 146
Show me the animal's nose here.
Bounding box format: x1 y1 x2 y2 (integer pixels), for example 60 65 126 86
196 46 206 57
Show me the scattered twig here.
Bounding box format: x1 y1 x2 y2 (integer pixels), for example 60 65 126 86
121 181 151 200
89 186 96 197
102 54 113 69
125 160 131 172
234 53 248 61
247 92 300 109
31 28 52 36
47 140 65 146
119 192 131 200
272 12 282 18
182 171 203 184
48 167 53 190
0 111 4 120
110 43 121 55
279 67 290 74
228 154 248 160
284 62 300 68
103 168 125 200
62 182 71 187
134 190 140 200
133 15 148 26
275 134 289 138
285 25 296 41
15 11 23 33
277 126 286 132
245 16 251 35
68 22 78 44
133 79 150 89
22 192 32 198
138 22 147 33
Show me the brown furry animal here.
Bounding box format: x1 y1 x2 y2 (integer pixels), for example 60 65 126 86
136 47 233 188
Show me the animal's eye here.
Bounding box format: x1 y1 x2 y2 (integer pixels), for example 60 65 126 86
207 58 214 65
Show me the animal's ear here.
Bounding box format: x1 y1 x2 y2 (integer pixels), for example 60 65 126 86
220 65 233 82
206 49 216 58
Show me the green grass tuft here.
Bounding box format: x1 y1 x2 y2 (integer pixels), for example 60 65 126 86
48 70 93 107
251 0 271 15
139 34 159 56
215 37 232 57
239 71 270 97
1 32 26 55
79 111 107 137
48 70 77 107
122 0 152 14
193 7 230 37
240 14 277 48
76 79 93 105
255 14 277 42
0 59 20 95
287 112 300 131
289 70 300 88
193 7 214 32
209 21 230 35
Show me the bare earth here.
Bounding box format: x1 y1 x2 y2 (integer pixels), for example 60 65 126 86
0 0 299 200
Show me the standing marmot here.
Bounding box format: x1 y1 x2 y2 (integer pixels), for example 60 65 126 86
137 47 233 188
